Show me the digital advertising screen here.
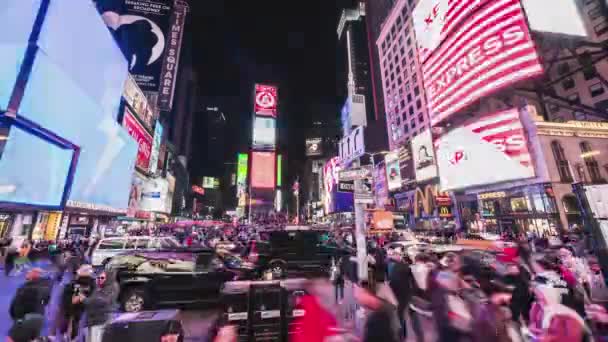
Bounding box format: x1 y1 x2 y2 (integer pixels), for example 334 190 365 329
323 157 341 214
399 142 416 187
37 0 128 121
435 108 535 191
417 0 544 126
236 153 249 203
251 151 276 189
253 117 276 150
411 130 438 182
254 84 278 117
0 0 40 110
0 124 74 207
123 108 153 172
306 138 323 156
521 0 588 37
277 154 283 187
149 122 163 174
385 151 402 191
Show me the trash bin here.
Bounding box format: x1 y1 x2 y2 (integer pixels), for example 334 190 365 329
281 279 308 341
221 281 254 342
250 281 283 341
102 310 183 342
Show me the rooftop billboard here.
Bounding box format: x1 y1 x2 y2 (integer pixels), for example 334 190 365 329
254 84 278 117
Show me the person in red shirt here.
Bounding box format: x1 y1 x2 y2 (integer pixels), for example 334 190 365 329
291 278 341 342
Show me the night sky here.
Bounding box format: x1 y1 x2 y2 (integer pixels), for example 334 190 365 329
188 0 356 187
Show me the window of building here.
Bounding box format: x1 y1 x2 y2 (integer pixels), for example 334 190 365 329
406 38 411 46
568 93 580 104
416 98 422 109
401 58 407 68
418 114 424 123
407 94 412 102
410 120 416 129
403 124 409 133
395 65 401 74
401 6 408 18
399 47 405 57
594 20 608 36
551 141 573 182
398 36 404 45
414 86 420 96
409 106 414 115
408 49 414 58
562 77 575 90
390 73 395 81
581 141 604 182
590 82 605 97
410 62 416 72
399 99 405 108
589 7 602 20
397 77 403 86
405 82 411 93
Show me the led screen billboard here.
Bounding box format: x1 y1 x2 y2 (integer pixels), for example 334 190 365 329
149 122 163 174
413 0 492 64
305 138 323 156
0 125 74 207
123 108 153 172
385 151 402 191
0 1 40 110
435 108 535 191
236 153 248 203
38 0 128 121
277 154 283 187
418 0 543 126
521 0 587 37
251 151 276 189
411 130 438 182
252 117 276 150
254 84 278 117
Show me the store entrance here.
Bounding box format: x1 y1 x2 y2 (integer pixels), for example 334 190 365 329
516 218 558 236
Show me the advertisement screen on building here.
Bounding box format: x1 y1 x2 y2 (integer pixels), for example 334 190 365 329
139 178 169 213
385 151 402 191
418 0 544 126
277 154 283 187
0 125 74 207
253 117 276 150
399 142 416 187
521 0 587 37
202 177 217 189
254 84 278 117
149 122 163 174
98 0 173 94
435 108 535 191
251 151 276 189
306 138 323 156
323 157 341 213
411 130 438 182
374 163 389 209
123 75 156 132
123 108 153 172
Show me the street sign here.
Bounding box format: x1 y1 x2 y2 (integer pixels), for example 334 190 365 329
338 181 355 193
355 179 372 195
339 166 372 181
355 195 374 204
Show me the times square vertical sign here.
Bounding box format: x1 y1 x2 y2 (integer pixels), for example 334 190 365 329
98 0 188 111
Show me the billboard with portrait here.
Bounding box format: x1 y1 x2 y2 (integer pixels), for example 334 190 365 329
236 153 249 203
123 108 153 172
385 151 402 191
254 84 278 117
251 151 276 189
435 108 535 191
411 130 438 182
415 0 544 126
253 117 276 150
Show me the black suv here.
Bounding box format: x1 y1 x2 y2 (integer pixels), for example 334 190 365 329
246 229 350 279
108 248 251 312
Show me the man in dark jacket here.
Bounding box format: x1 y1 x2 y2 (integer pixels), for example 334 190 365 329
61 265 96 340
81 270 119 341
9 268 51 321
388 250 411 338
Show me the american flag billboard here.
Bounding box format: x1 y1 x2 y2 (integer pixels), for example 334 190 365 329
435 108 535 191
415 0 544 126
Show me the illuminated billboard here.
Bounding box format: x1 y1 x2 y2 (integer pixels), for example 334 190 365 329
123 108 153 172
149 122 163 174
236 153 249 203
254 84 278 117
277 154 283 187
253 117 276 150
306 138 323 156
435 108 535 191
251 151 276 189
411 130 438 182
417 0 544 126
521 0 587 37
385 151 402 191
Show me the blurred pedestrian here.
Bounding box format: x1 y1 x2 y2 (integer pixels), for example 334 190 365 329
291 277 341 342
9 268 51 322
388 248 411 339
60 265 96 340
79 270 119 341
354 284 400 342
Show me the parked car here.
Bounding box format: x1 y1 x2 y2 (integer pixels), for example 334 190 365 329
108 248 250 312
244 228 350 279
91 236 180 267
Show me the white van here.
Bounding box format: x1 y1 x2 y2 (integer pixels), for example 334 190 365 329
91 236 180 267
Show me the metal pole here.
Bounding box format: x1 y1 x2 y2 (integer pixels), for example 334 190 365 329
353 158 367 282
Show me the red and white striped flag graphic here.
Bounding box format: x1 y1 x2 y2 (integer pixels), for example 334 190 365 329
464 108 532 168
420 0 543 126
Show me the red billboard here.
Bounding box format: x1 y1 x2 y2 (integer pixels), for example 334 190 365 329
418 0 543 126
251 151 276 189
254 84 278 117
123 108 152 171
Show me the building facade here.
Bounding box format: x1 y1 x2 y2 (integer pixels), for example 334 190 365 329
375 0 430 150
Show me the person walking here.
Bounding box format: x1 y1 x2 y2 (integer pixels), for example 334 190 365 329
79 270 119 342
354 284 400 342
388 249 411 339
8 268 51 342
60 265 96 340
